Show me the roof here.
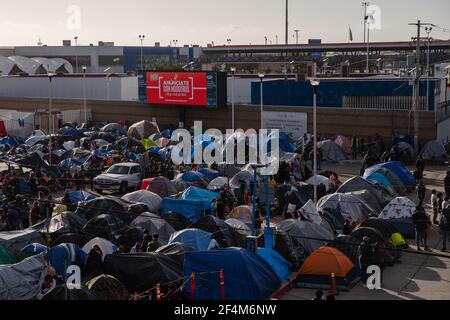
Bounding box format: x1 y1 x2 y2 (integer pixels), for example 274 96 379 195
112 162 140 167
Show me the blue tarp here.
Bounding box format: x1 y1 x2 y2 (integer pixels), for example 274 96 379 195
183 248 281 300
48 243 87 277
198 169 219 182
257 248 292 283
59 157 89 170
268 132 296 153
18 179 30 193
21 243 48 255
0 136 18 148
68 190 96 204
161 129 173 139
364 161 416 188
168 228 214 251
181 186 220 211
181 171 205 182
162 198 207 222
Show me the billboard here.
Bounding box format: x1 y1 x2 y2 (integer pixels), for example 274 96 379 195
142 71 226 108
262 111 307 141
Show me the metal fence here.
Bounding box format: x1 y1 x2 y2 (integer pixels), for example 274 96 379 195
342 96 427 111
436 100 450 122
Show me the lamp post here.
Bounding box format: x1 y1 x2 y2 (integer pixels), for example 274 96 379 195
258 74 265 130
47 72 54 165
74 36 78 73
425 27 433 112
139 35 145 70
310 79 320 204
230 67 236 130
82 66 87 124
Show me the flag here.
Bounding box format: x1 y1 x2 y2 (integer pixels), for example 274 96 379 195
349 26 353 42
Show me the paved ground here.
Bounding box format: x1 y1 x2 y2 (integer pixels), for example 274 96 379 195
281 161 450 300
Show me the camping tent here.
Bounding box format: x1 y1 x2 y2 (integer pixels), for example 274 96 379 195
326 235 361 265
305 175 331 191
351 227 401 261
0 228 45 256
130 212 176 243
85 274 129 300
82 214 127 242
296 247 359 291
103 252 183 293
228 205 253 222
420 140 447 162
181 186 220 208
257 247 292 283
193 215 246 247
122 190 162 213
317 193 375 224
48 243 87 277
364 172 397 197
229 170 253 190
162 212 192 231
364 161 416 190
364 167 407 195
0 253 48 300
334 135 352 154
142 176 178 198
41 285 97 300
168 228 218 251
378 197 416 238
162 197 209 222
183 248 281 300
82 237 118 259
360 218 407 248
318 140 347 162
207 176 229 190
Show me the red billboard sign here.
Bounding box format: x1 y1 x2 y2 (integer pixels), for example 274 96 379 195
146 72 207 106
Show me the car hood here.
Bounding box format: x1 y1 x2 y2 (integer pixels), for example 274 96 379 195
95 173 128 181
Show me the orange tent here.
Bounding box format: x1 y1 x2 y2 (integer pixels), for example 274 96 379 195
298 247 354 278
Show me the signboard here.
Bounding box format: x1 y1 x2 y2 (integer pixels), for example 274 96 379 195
262 111 307 141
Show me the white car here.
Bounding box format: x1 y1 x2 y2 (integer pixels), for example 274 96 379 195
93 162 142 194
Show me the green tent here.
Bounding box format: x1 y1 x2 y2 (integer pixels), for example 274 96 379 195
0 245 16 265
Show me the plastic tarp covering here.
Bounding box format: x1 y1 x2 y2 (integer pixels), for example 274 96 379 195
162 198 206 222
0 253 48 300
276 219 334 256
364 161 416 188
82 237 118 259
168 228 218 251
181 186 220 210
193 215 246 247
48 243 87 277
207 176 229 190
68 190 96 204
420 140 447 161
229 205 252 222
183 248 281 300
317 193 375 224
306 175 330 191
122 190 162 213
318 140 347 162
103 252 183 293
379 197 416 219
0 228 45 256
257 247 292 283
130 212 176 243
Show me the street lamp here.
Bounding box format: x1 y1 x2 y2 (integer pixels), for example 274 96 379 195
138 35 145 71
310 79 320 204
47 72 55 165
425 27 433 111
82 66 87 124
230 67 236 130
74 36 78 73
258 74 265 130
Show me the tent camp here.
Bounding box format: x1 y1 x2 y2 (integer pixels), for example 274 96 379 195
318 140 347 162
420 140 447 162
193 215 246 247
130 212 176 243
296 247 359 291
168 228 218 251
0 253 48 300
122 190 162 213
317 193 375 224
183 248 281 300
103 253 183 293
364 167 407 195
82 214 128 242
82 237 118 259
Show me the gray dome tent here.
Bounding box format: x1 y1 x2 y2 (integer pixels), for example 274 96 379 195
317 140 347 162
420 140 447 162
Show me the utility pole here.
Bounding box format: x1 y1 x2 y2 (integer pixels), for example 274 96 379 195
362 2 369 43
425 27 433 112
409 20 432 157
285 0 289 45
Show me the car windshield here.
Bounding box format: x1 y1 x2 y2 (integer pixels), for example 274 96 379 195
107 165 130 175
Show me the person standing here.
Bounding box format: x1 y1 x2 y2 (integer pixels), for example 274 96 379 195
412 206 431 252
351 136 359 160
444 171 450 198
416 180 426 208
416 156 425 181
439 206 450 252
431 189 439 224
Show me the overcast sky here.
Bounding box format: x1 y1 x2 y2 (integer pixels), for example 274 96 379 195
1 0 449 47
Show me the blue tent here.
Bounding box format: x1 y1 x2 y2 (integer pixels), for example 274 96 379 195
48 243 87 277
21 243 48 255
181 186 220 211
365 172 396 195
18 179 30 193
181 171 205 182
68 190 96 204
161 129 173 139
168 228 215 251
163 198 208 222
183 248 281 300
364 161 416 188
198 168 219 182
257 248 292 283
0 136 18 148
59 157 89 170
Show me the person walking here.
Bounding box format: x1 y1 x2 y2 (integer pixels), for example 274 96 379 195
416 180 426 208
431 189 439 224
444 171 450 198
412 206 431 252
351 136 359 160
